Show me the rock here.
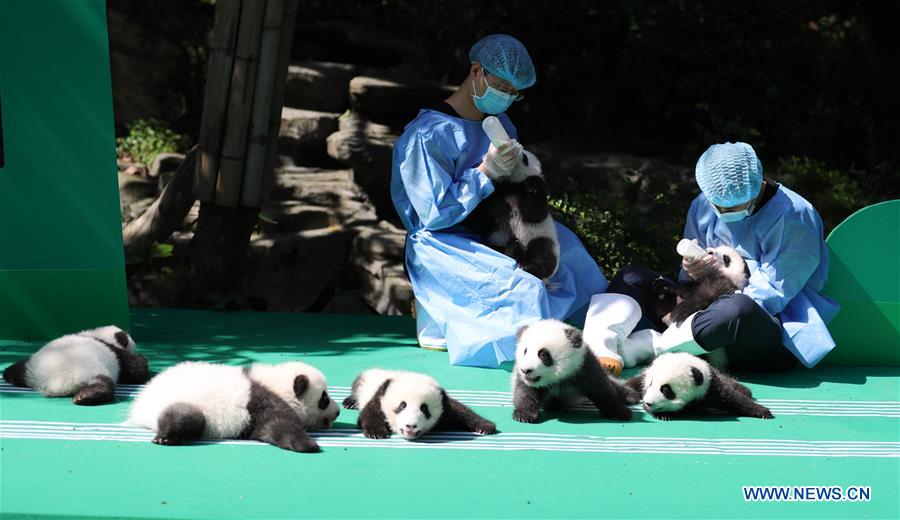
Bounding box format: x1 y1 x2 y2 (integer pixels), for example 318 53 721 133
353 257 413 316
244 227 357 312
348 75 454 130
351 220 412 315
269 167 356 201
118 172 158 220
326 117 396 167
353 220 406 261
284 61 361 113
532 146 694 213
277 108 340 166
280 108 340 144
148 152 185 178
325 115 398 219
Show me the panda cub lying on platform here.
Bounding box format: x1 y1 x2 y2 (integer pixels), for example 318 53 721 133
3 325 149 405
512 320 638 423
464 149 560 283
626 353 773 420
128 361 340 452
343 369 497 440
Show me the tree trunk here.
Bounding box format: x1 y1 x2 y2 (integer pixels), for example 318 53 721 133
122 147 198 261
187 203 260 307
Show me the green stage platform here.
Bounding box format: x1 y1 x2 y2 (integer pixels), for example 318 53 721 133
1 308 898 519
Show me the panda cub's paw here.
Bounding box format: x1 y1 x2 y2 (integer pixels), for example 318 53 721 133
651 412 676 421
342 396 358 409
753 407 775 420
362 421 392 439
512 409 540 424
472 419 498 435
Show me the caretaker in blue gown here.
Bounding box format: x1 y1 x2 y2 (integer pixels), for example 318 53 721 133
608 142 839 371
390 34 607 367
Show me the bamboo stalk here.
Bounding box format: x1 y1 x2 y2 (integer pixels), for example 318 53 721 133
215 0 266 207
240 0 285 207
260 0 300 203
194 0 242 202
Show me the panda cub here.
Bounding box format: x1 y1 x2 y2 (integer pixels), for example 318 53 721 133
465 149 560 282
668 244 750 325
128 361 340 453
342 369 497 440
512 320 637 423
2 325 149 405
625 353 773 420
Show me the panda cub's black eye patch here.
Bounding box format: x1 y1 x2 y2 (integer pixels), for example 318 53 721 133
394 401 407 414
723 254 731 268
318 390 330 410
420 403 431 419
660 384 676 400
537 348 553 367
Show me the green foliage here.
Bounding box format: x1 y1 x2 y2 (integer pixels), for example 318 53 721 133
550 180 686 278
116 118 188 165
774 156 870 232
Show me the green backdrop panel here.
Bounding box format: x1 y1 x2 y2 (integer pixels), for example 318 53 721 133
822 200 900 366
0 0 128 339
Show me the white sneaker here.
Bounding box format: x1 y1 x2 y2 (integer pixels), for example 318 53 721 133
582 293 643 366
621 328 658 368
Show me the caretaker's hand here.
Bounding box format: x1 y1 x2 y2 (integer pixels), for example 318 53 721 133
682 249 717 280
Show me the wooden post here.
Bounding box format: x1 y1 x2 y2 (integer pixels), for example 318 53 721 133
195 0 241 202
240 0 285 207
260 0 299 203
215 0 266 207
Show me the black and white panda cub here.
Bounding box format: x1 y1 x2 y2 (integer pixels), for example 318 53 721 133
625 353 773 421
512 320 638 423
128 361 340 453
2 325 149 405
465 149 560 282
342 369 497 440
667 245 750 325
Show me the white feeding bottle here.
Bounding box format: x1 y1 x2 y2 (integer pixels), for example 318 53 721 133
482 116 511 148
677 239 708 262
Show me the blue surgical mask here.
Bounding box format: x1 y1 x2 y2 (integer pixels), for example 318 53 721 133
714 199 756 223
472 75 516 115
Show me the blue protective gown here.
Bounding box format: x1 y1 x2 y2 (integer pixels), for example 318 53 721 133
682 185 839 368
391 108 608 367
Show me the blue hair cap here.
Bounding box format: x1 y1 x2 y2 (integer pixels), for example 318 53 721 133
695 142 764 207
468 34 536 90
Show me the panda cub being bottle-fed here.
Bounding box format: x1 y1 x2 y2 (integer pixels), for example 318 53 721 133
2 325 149 405
512 319 638 423
464 117 560 283
667 244 751 325
625 353 773 420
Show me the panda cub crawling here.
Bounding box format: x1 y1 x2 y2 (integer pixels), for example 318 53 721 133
667 244 750 325
128 361 340 453
342 369 497 440
625 353 773 420
3 325 149 405
465 149 560 282
512 320 638 423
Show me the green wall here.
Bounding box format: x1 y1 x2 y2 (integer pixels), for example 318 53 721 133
0 0 129 340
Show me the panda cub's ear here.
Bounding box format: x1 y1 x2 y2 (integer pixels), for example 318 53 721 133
515 325 529 343
564 327 583 349
690 367 704 386
294 375 310 397
114 330 131 348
